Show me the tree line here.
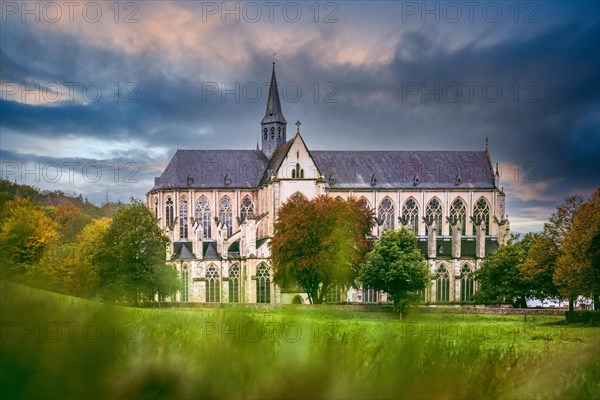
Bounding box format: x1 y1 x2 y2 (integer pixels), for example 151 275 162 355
475 188 600 310
0 182 179 303
271 189 600 313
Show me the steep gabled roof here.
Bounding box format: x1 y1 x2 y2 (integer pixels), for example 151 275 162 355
312 150 496 190
203 241 220 260
258 139 294 185
151 149 268 191
171 241 196 260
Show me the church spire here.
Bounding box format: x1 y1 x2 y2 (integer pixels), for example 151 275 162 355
260 62 287 158
261 62 287 125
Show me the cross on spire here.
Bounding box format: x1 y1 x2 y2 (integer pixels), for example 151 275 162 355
295 120 301 133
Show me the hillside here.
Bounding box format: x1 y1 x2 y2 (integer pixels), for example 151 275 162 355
0 178 122 218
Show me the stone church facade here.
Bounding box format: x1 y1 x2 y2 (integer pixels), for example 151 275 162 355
147 64 510 305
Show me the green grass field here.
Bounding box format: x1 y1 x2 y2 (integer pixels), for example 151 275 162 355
1 281 599 399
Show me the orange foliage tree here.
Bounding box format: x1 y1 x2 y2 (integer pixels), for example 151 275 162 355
270 195 374 304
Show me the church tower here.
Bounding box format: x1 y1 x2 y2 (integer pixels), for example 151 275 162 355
261 62 287 158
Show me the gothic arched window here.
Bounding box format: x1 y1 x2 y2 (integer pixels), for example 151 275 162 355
460 264 474 302
219 196 233 237
195 196 211 239
278 126 281 139
402 197 419 235
449 197 467 236
154 197 159 218
179 197 188 239
256 263 270 303
425 197 443 236
181 264 189 302
472 197 491 235
229 264 240 303
165 197 174 227
206 264 220 303
436 265 450 302
378 197 395 232
270 127 275 140
240 196 254 222
263 128 268 141
358 196 371 211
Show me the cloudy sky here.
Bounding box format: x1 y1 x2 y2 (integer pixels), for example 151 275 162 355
1 1 598 233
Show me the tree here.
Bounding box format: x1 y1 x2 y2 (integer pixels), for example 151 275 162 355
522 233 561 302
588 225 600 309
475 233 536 308
52 204 92 243
75 217 111 297
556 188 600 310
270 195 373 304
521 195 583 310
359 228 429 314
96 199 180 303
0 198 58 277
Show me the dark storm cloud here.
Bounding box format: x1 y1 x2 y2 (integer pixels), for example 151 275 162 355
1 1 598 229
288 22 599 207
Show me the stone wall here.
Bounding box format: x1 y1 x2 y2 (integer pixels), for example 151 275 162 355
138 302 567 316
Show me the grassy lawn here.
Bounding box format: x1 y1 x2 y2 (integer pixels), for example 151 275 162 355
1 281 599 399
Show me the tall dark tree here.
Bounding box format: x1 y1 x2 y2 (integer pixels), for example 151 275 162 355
522 234 561 302
556 188 600 310
475 233 536 308
270 195 373 304
359 228 429 314
521 195 583 310
96 199 180 303
588 225 600 310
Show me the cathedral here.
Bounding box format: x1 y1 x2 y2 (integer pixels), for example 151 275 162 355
146 63 510 305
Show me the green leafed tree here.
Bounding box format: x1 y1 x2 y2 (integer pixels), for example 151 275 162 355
475 233 537 308
96 199 180 303
359 228 429 314
522 233 561 302
270 195 373 304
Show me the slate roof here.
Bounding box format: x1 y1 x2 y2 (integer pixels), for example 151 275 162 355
258 139 294 185
171 241 196 260
312 150 496 190
203 241 220 260
151 150 267 191
151 141 496 192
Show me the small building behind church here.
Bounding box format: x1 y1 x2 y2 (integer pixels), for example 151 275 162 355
146 64 510 305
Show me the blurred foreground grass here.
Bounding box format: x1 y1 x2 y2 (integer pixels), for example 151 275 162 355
1 281 599 399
